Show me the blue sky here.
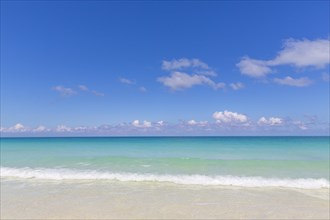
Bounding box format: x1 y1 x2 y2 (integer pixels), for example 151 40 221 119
1 1 329 136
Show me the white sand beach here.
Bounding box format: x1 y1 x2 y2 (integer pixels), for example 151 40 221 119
1 179 329 219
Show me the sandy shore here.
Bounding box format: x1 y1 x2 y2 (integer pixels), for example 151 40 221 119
1 179 329 219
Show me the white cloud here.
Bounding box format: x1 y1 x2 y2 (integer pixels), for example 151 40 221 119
142 121 152 128
13 123 25 130
258 117 283 126
10 123 26 132
187 120 198 125
119 78 135 85
54 85 104 97
1 116 326 136
162 58 209 71
199 121 208 126
0 124 51 133
269 38 330 68
52 86 76 97
72 126 90 132
91 90 105 97
230 82 244 90
56 125 72 132
322 73 329 82
194 70 217 77
273 76 313 87
299 125 308 130
187 120 208 126
236 57 272 77
158 71 225 90
237 38 330 77
131 120 152 128
293 121 308 130
78 85 89 91
158 58 225 91
0 123 27 133
131 120 140 127
212 111 248 123
139 86 147 92
33 125 49 132
157 121 165 126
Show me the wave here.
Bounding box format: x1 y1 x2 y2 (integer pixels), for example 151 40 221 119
1 167 329 189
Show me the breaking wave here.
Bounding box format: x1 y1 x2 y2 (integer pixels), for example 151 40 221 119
1 167 329 189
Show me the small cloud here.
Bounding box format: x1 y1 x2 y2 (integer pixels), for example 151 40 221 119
162 58 209 71
78 85 104 96
293 121 308 130
10 123 26 132
13 123 25 130
132 120 152 128
1 123 27 132
56 125 72 132
78 85 89 91
33 125 49 132
236 57 272 77
139 86 147 92
72 126 90 132
322 73 329 82
1 124 51 133
92 90 105 97
52 86 76 97
195 70 217 77
157 121 165 126
158 71 225 91
119 78 135 85
273 76 313 87
187 120 198 125
212 110 248 123
216 82 226 90
258 117 283 126
230 82 244 90
158 58 225 91
187 120 208 126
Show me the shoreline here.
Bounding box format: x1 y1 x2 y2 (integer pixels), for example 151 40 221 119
1 179 329 219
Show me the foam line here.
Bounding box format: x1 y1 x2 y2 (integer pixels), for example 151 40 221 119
1 167 329 189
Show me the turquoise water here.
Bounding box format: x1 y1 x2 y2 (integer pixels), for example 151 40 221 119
1 137 329 188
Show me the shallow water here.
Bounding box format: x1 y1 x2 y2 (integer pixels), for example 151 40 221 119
1 137 329 188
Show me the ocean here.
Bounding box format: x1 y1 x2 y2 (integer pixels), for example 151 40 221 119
1 136 329 189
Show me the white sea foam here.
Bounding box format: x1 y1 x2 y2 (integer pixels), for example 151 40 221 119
1 167 329 189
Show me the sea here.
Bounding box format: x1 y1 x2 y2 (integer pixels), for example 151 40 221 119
1 136 329 189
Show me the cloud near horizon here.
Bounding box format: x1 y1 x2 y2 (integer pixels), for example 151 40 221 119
132 120 152 128
2 111 325 136
212 110 248 124
258 117 283 126
186 120 209 126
